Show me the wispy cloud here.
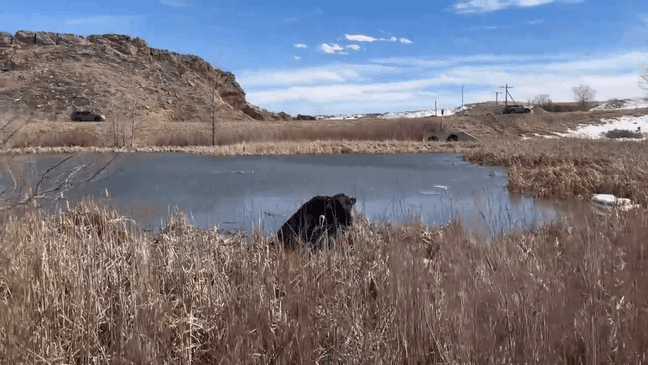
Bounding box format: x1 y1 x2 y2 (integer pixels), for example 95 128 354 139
345 33 412 44
345 34 379 42
283 17 299 23
160 0 188 8
319 43 344 54
454 0 554 13
293 56 301 60
294 43 307 49
244 50 646 115
527 19 544 25
238 67 361 85
347 44 361 51
541 51 648 72
238 64 401 86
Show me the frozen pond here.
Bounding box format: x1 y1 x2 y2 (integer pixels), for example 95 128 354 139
0 153 570 239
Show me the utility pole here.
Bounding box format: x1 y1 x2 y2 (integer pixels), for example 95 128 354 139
461 86 464 116
493 91 502 106
435 100 437 116
499 84 513 107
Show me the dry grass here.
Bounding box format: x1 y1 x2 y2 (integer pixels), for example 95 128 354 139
464 138 648 206
9 116 449 148
605 129 643 139
1 201 647 363
4 139 478 156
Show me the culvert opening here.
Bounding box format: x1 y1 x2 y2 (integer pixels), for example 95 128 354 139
447 134 459 142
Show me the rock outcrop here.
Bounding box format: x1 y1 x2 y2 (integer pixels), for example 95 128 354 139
0 31 290 122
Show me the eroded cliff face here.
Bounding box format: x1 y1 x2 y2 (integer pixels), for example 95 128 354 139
0 31 290 123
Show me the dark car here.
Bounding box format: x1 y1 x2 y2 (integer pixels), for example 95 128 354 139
71 110 105 121
503 105 531 114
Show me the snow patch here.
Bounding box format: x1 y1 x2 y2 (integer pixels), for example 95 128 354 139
556 115 648 140
591 97 648 111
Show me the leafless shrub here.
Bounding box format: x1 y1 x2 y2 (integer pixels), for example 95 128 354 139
0 154 118 212
605 129 643 139
533 93 552 105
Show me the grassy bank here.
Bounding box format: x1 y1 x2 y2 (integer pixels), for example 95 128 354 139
464 138 648 207
2 139 478 156
1 202 647 363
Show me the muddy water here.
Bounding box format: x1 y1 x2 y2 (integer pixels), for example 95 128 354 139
0 153 570 239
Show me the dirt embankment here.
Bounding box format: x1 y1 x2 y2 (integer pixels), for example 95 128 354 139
0 31 290 125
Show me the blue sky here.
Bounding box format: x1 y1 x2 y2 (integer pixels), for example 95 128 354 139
2 0 647 115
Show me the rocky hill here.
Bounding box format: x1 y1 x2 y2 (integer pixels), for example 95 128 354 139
0 30 291 124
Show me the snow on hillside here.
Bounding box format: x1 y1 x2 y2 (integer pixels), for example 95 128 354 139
590 97 648 111
524 114 648 140
320 107 458 120
558 115 648 139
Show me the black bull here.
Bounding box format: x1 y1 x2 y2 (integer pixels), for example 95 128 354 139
277 194 357 248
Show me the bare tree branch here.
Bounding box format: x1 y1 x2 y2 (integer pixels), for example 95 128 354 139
1 154 120 211
572 84 597 105
640 65 648 92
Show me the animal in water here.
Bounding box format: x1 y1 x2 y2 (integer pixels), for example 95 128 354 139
277 193 357 249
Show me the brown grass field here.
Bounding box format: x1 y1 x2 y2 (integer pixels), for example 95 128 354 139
2 108 648 363
0 201 647 363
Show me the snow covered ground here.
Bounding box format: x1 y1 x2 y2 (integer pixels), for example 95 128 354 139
523 114 648 140
590 97 648 111
319 107 459 120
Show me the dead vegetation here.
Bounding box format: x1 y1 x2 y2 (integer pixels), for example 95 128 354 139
1 201 647 363
463 138 648 206
605 129 644 139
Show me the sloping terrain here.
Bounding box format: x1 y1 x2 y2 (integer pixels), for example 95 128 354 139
0 31 290 124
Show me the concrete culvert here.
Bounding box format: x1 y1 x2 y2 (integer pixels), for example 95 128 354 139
427 136 439 141
447 134 459 142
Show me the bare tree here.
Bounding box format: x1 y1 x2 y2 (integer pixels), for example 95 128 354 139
640 65 648 92
572 84 597 105
533 94 552 105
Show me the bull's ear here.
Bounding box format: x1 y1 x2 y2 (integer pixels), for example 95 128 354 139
351 198 356 205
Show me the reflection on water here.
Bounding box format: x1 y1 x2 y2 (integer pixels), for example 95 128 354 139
0 153 575 239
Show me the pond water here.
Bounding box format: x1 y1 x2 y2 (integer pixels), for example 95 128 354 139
0 153 571 239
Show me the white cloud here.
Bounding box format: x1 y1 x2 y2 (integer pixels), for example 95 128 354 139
244 50 647 115
238 67 361 85
389 36 397 42
542 52 648 72
371 53 583 68
319 43 344 54
294 43 307 49
293 56 301 60
345 34 378 42
347 44 361 51
399 38 412 44
454 0 554 13
527 19 544 25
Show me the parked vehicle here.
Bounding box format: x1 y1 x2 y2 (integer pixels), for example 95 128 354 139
503 105 531 114
71 110 105 121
